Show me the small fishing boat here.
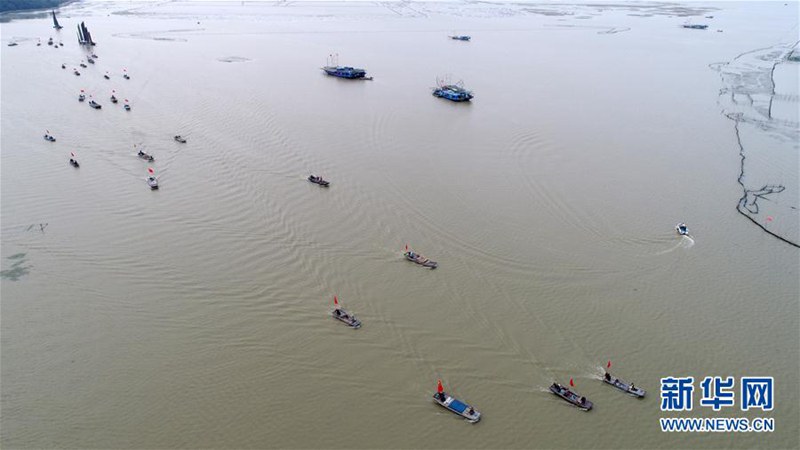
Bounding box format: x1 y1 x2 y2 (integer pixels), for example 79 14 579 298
404 246 437 269
432 78 473 102
308 175 330 187
88 100 101 109
8 42 18 47
69 158 79 168
110 95 118 103
124 104 131 111
174 135 187 143
103 73 110 79
147 176 159 189
79 62 87 68
43 134 56 142
682 24 709 30
73 69 81 76
87 58 95 64
331 296 361 329
137 150 154 162
123 73 130 80
91 54 98 58
550 382 592 411
603 372 645 398
433 380 480 423
449 35 471 41
676 223 690 236
47 37 53 46
61 64 66 69
78 92 86 101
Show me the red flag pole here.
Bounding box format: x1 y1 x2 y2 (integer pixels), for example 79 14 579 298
334 295 339 307
607 360 612 369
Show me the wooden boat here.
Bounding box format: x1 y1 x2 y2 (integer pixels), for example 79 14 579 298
331 296 360 328
433 380 480 423
404 248 437 269
603 372 645 398
549 383 592 411
174 135 187 143
308 175 330 187
137 150 154 162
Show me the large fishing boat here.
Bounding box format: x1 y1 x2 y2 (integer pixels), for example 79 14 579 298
321 54 368 79
432 77 473 102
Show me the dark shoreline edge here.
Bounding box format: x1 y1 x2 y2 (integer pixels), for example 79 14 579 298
0 0 76 16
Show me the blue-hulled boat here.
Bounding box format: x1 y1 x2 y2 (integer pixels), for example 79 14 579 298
321 54 369 79
682 24 708 30
322 65 367 79
432 78 473 102
433 380 480 423
676 223 690 236
450 35 471 41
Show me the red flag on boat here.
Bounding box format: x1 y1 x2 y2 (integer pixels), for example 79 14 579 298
148 167 154 174
405 244 408 251
569 378 574 387
437 379 444 394
607 360 612 369
80 89 84 92
334 295 339 307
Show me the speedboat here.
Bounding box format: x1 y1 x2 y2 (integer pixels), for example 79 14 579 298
331 296 359 328
147 176 159 190
549 383 592 411
404 249 437 269
603 372 645 398
174 135 187 143
43 134 56 142
433 380 480 423
308 175 330 187
110 95 118 103
676 223 690 236
69 158 80 168
88 100 101 109
137 150 154 162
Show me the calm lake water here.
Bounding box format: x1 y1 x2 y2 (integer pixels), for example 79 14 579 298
2 1 798 448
